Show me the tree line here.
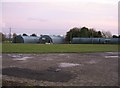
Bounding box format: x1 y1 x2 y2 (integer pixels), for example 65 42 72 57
65 27 120 43
1 26 120 42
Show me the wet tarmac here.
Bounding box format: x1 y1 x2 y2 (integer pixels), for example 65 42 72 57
2 52 119 86
3 67 73 82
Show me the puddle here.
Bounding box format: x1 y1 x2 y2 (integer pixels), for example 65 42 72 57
105 56 119 58
12 55 21 58
8 54 23 58
105 52 115 54
7 54 33 61
3 67 74 82
59 63 80 68
13 57 32 61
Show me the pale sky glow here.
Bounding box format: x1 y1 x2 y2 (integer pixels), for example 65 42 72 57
1 0 119 35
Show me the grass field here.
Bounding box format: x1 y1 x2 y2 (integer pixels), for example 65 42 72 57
2 43 119 53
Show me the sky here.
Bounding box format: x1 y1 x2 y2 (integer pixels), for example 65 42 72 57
1 0 119 35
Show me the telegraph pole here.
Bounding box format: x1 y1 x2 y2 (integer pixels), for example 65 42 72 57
9 27 11 43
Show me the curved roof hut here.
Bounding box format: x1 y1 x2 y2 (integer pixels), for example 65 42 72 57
92 38 101 44
39 35 65 44
110 38 120 44
99 38 119 44
72 38 120 44
12 35 40 43
71 38 92 44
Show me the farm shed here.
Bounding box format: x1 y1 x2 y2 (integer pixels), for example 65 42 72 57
99 38 120 44
110 38 120 44
72 38 120 44
39 35 65 44
99 38 111 44
92 38 101 44
71 38 92 44
12 35 40 43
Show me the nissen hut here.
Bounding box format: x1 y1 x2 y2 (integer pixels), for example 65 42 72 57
12 35 40 43
39 35 65 44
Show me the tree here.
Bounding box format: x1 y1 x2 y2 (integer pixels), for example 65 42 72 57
118 35 120 38
30 33 37 36
23 33 28 36
89 29 96 37
0 32 6 42
102 31 112 38
66 27 81 42
112 35 118 38
79 27 89 37
13 33 17 38
65 27 103 42
0 33 2 42
96 31 102 38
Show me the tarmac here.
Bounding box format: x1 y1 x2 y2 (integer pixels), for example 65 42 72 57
2 52 119 86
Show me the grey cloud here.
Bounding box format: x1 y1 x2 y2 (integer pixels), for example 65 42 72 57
28 17 47 22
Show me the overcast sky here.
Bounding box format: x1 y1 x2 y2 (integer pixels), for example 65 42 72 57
1 0 119 35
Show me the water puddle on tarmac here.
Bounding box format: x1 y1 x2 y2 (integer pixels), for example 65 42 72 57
13 57 32 61
105 52 116 54
3 67 74 82
104 52 119 58
6 54 33 61
8 54 22 58
59 63 80 68
105 56 119 58
7 54 32 61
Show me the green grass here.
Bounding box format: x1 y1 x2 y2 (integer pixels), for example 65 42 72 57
2 43 119 53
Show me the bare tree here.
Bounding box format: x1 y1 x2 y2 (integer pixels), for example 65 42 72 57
30 33 37 36
102 31 112 38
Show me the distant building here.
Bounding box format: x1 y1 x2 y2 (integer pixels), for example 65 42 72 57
12 35 120 44
39 35 65 44
12 35 40 43
71 38 120 44
12 35 65 44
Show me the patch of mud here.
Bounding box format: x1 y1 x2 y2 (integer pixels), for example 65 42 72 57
59 63 80 68
3 67 74 82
